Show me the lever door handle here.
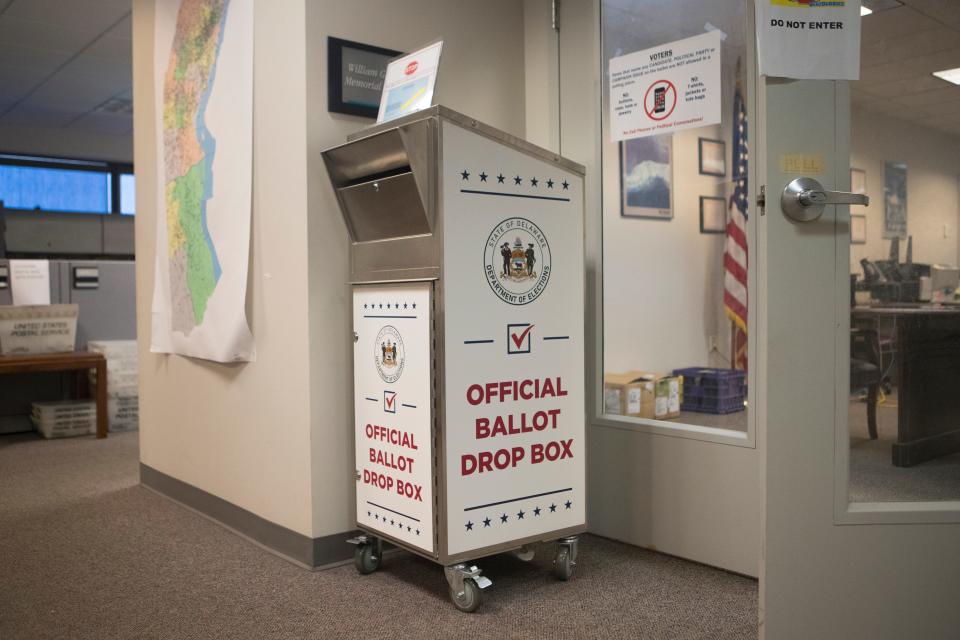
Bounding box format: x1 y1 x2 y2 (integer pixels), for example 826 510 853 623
782 177 869 222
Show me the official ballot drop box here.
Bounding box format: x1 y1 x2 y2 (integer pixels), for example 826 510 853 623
323 106 585 608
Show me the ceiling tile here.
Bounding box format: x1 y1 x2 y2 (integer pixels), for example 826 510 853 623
881 85 960 108
23 72 123 113
0 15 96 53
5 0 129 33
899 0 960 30
856 73 949 98
0 103 75 128
861 5 944 43
67 111 132 136
861 27 958 68
0 43 70 74
84 34 132 61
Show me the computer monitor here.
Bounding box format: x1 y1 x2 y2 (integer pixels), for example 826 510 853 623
930 265 960 295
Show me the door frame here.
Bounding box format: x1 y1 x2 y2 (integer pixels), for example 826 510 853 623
557 0 761 577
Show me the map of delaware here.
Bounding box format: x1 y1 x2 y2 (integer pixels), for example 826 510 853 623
162 0 229 334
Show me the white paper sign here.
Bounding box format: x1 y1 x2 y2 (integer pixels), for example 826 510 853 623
609 31 722 142
442 122 585 556
377 41 442 124
757 0 861 80
10 260 51 306
353 282 434 553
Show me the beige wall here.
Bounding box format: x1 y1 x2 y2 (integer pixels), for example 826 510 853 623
850 108 960 272
135 0 527 540
303 0 526 538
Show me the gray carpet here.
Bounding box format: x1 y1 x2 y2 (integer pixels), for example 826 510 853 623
0 432 757 640
849 391 960 502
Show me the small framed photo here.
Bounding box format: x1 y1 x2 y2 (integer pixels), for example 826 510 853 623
851 167 866 195
698 138 726 177
851 214 867 244
700 196 727 234
328 37 402 119
620 136 673 220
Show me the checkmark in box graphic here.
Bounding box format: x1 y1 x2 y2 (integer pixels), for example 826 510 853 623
384 390 397 414
507 324 534 354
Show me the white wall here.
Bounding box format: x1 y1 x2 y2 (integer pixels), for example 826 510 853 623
303 0 526 538
135 0 527 542
850 108 960 271
134 0 315 536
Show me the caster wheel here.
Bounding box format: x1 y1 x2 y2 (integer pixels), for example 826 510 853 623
554 546 574 581
449 579 482 613
354 544 381 575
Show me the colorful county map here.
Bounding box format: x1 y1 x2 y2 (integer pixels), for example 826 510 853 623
161 0 228 334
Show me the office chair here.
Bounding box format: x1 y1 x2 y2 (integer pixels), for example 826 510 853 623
850 327 881 440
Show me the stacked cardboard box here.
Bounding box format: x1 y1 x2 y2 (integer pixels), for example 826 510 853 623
31 400 96 439
87 340 139 431
603 371 683 420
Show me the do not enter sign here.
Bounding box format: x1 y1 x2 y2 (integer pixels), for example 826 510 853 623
643 79 676 121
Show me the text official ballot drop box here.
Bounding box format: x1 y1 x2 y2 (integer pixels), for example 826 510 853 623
323 106 585 612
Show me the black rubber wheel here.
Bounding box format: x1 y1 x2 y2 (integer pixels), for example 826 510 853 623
449 579 482 613
354 544 380 575
554 546 573 581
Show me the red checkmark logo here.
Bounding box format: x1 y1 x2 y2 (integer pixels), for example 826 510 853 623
385 394 395 409
511 325 535 349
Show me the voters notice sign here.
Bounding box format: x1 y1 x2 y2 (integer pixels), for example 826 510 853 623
353 282 433 553
757 0 861 80
609 31 722 142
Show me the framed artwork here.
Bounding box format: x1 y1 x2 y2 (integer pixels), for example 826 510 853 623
620 135 672 219
699 196 727 234
851 167 866 195
698 138 726 177
851 214 867 244
883 161 907 239
327 37 402 119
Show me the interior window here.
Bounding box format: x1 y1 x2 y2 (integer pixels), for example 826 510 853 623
601 0 751 435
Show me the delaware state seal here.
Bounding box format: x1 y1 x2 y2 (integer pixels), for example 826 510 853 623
483 217 552 306
374 325 405 383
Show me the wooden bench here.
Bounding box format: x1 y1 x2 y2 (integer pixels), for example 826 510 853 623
0 351 108 438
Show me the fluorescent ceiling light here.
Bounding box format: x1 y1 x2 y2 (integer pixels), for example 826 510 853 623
933 67 960 86
860 6 873 15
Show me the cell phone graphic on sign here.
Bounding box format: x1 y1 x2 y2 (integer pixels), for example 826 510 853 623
654 86 666 114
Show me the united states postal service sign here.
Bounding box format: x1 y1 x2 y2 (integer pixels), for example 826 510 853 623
442 122 585 556
757 0 861 80
353 282 433 553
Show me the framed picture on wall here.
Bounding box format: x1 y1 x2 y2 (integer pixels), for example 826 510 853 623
620 135 672 219
851 214 867 244
698 138 726 177
851 167 866 195
884 161 908 239
327 37 402 119
699 196 727 234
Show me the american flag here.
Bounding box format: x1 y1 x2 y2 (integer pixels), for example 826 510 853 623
724 85 748 370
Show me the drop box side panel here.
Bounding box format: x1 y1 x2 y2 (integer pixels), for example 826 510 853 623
353 281 434 554
441 122 586 557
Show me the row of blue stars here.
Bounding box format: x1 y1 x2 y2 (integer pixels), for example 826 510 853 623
368 510 421 536
460 169 569 190
464 500 572 531
363 302 417 310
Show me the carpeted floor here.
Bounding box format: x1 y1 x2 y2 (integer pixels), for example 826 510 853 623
849 391 960 502
0 432 758 640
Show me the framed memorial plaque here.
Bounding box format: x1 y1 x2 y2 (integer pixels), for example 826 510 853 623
328 37 402 119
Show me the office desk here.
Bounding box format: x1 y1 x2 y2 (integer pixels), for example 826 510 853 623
852 306 960 466
0 352 108 438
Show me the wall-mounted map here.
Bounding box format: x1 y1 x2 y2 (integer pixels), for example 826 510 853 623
151 0 254 362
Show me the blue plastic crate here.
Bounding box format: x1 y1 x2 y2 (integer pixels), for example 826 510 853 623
673 367 746 414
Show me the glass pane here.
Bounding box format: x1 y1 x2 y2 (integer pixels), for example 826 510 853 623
120 173 136 215
601 0 750 433
848 4 960 502
0 164 111 214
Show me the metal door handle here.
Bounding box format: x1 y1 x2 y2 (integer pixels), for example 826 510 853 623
781 177 869 222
